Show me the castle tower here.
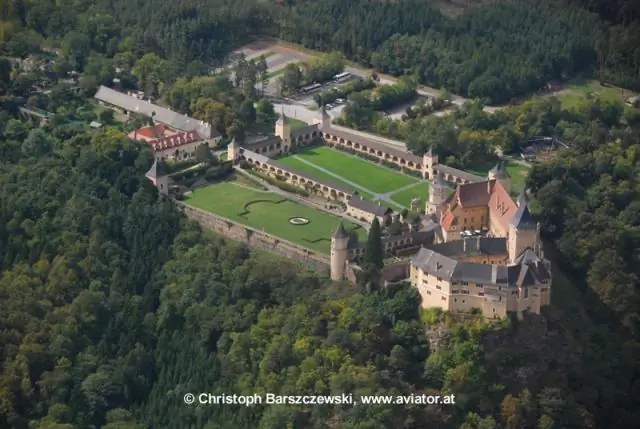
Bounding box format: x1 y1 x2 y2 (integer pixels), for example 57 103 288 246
421 146 438 179
330 223 350 281
227 138 240 163
426 171 448 216
275 107 291 148
145 159 169 195
508 200 539 263
313 106 331 129
488 160 510 194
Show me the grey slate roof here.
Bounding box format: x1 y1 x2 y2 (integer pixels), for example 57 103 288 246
437 164 485 183
412 246 550 286
427 237 508 258
333 223 349 239
489 160 508 178
412 245 550 287
517 189 528 206
425 145 435 158
94 86 220 139
146 158 167 178
510 202 537 229
348 196 393 217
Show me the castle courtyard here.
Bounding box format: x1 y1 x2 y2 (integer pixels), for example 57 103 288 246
279 146 419 193
184 181 366 253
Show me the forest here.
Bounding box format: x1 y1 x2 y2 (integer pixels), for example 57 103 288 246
0 0 639 428
1 68 640 429
1 0 640 103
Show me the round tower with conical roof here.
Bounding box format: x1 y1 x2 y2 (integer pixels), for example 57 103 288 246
330 223 350 281
426 171 448 215
488 160 511 194
227 138 240 163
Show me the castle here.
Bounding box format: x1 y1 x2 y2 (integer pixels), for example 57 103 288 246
146 103 550 319
331 171 551 319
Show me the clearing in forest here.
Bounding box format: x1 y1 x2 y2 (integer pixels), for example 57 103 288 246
184 182 365 253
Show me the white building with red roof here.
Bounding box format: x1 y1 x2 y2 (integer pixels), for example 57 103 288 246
128 123 215 161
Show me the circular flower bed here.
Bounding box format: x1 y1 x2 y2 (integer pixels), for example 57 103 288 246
289 217 310 225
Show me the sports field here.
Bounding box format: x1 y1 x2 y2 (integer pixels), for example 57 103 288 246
184 182 365 253
281 147 418 193
390 182 430 208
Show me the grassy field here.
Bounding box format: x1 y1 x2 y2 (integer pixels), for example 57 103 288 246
390 182 430 208
277 155 375 200
549 80 634 111
287 147 418 193
184 182 365 253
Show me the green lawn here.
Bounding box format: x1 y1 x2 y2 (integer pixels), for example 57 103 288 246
184 182 366 253
505 162 531 193
277 155 375 200
390 182 430 208
548 80 634 111
287 146 418 193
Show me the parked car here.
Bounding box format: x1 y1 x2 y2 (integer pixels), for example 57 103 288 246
335 98 345 104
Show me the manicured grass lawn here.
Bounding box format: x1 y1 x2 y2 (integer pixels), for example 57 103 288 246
389 182 430 208
184 182 366 253
277 155 375 200
288 147 418 193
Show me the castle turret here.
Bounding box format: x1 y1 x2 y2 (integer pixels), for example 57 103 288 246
488 160 510 194
426 171 448 216
330 223 350 281
508 200 539 263
145 158 169 195
227 138 240 163
275 107 291 149
421 146 438 179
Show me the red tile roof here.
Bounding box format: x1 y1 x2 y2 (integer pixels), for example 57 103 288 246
441 209 458 231
147 130 201 151
488 181 517 232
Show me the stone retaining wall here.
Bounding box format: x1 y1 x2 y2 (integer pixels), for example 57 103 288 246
178 203 331 272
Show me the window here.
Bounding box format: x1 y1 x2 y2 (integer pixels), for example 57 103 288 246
462 282 468 286
524 288 529 299
512 291 517 295
478 293 484 296
541 287 548 292
462 300 465 304
436 285 441 290
451 290 459 294
498 286 502 291
477 284 483 288
454 298 457 303
441 297 446 301
464 218 467 224
471 217 474 222
481 216 484 222
426 291 431 295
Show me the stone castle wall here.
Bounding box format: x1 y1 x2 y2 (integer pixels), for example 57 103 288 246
178 203 331 272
